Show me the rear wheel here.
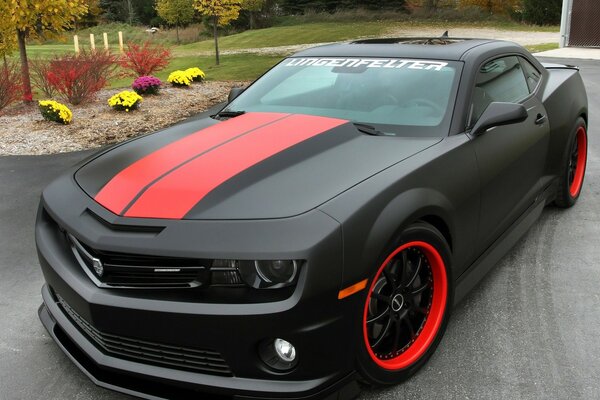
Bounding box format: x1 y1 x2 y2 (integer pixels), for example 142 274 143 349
358 222 452 385
555 118 587 208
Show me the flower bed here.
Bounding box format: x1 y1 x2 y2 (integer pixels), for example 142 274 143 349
0 81 246 156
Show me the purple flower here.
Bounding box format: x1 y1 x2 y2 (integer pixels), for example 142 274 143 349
132 76 162 95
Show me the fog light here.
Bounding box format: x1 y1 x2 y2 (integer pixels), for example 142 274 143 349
259 338 298 371
274 338 296 362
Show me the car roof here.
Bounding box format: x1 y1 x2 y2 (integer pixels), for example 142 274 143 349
291 38 520 62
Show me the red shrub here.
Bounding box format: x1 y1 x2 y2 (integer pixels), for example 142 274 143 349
119 42 172 77
30 59 58 98
36 51 118 105
0 62 21 112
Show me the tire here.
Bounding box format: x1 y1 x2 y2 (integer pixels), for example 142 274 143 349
555 117 588 208
357 222 453 386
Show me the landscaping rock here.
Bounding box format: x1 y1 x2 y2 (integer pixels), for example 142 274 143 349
0 81 246 156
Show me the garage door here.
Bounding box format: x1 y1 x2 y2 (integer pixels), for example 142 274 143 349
568 0 600 47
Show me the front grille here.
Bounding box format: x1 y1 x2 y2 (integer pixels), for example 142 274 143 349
56 294 233 376
67 233 210 289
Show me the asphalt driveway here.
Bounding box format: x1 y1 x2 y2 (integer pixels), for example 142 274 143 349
1 58 599 400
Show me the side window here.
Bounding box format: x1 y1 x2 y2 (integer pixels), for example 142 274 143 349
469 56 530 127
519 57 542 93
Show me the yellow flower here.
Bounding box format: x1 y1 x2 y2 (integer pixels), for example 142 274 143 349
38 100 73 124
108 91 143 112
167 70 192 87
185 67 206 82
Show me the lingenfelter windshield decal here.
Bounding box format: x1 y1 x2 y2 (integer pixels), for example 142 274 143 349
284 58 449 71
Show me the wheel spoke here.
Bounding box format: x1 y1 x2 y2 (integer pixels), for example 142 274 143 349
392 318 403 353
405 255 422 288
410 281 431 296
371 292 390 303
367 307 390 324
569 141 579 185
371 317 392 348
401 251 412 286
389 258 401 276
402 314 416 340
383 268 397 290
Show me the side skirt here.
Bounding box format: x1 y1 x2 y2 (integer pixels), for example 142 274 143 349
453 194 547 305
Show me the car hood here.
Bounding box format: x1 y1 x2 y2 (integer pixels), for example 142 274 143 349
75 112 441 220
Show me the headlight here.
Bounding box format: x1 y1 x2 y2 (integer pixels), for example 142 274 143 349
240 260 299 289
211 259 300 289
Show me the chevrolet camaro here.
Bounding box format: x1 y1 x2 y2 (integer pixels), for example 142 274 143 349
36 38 588 399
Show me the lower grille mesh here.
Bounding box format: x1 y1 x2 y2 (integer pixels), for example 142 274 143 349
56 294 232 376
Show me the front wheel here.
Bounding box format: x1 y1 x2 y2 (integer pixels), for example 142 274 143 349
555 118 588 208
357 222 453 385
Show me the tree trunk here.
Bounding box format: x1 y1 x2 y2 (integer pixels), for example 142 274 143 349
17 30 32 103
2 55 8 82
176 23 180 45
127 0 134 24
213 16 220 66
424 0 438 11
250 12 255 29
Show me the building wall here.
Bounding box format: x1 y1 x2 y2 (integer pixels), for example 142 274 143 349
568 0 600 47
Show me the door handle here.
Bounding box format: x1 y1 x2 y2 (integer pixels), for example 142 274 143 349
535 114 546 125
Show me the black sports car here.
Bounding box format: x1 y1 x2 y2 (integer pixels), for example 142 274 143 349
36 38 588 399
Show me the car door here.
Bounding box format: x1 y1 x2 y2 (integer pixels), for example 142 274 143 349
469 55 549 251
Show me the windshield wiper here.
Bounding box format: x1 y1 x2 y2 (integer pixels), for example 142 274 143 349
353 122 388 136
212 110 246 120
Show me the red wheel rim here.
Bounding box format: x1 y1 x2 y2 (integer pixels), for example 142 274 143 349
569 126 587 198
363 241 447 370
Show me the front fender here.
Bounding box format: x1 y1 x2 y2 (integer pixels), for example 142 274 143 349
320 134 479 290
361 188 454 272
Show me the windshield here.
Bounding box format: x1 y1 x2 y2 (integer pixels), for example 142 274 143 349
223 57 461 136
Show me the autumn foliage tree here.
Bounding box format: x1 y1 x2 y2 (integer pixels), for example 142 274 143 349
241 0 265 29
458 0 520 14
4 0 88 102
156 0 196 44
0 3 19 112
522 0 562 25
0 3 16 64
194 0 242 65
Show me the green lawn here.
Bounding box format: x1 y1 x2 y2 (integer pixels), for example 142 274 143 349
25 44 76 58
176 22 387 55
110 54 283 88
524 42 560 53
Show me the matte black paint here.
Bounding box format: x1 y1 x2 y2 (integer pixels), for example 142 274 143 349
36 39 588 399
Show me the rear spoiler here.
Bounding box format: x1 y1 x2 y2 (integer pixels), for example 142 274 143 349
541 62 579 71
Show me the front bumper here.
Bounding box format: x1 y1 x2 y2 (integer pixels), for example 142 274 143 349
38 288 358 400
35 175 363 399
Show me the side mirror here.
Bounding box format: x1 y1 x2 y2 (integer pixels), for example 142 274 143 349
471 102 528 136
228 86 245 103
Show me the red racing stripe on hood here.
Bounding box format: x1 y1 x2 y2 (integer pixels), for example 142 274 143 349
94 112 288 214
123 114 347 219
